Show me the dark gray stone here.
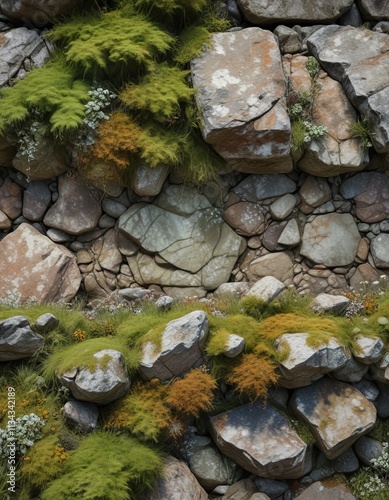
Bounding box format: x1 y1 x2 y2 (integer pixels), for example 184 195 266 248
63 400 99 434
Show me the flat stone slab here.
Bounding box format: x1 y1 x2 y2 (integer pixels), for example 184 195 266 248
233 174 296 202
290 377 377 459
300 213 360 267
209 402 310 479
191 28 292 173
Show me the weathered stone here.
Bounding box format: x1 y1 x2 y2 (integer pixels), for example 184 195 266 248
44 174 102 235
246 252 294 282
63 400 99 434
0 223 81 303
299 176 332 208
184 435 242 491
33 313 59 334
233 174 296 202
155 295 174 311
156 184 211 216
274 25 302 54
301 213 360 267
0 315 44 361
46 228 74 243
101 198 127 218
308 25 389 153
215 282 251 297
332 356 368 383
353 336 384 365
371 353 389 384
0 177 22 219
97 229 122 274
98 214 115 229
310 294 350 314
130 162 170 196
238 0 353 25
354 436 383 466
274 334 349 389
162 286 207 300
247 276 286 303
209 402 310 479
253 478 289 499
220 478 262 499
298 73 367 176
0 0 78 25
223 334 245 358
23 180 51 221
371 234 389 268
356 238 369 261
0 27 50 87
269 193 297 220
290 377 377 459
277 218 301 247
191 29 292 173
146 456 208 500
262 222 288 251
350 263 381 288
357 0 389 20
13 137 69 180
223 202 265 236
0 209 11 230
294 480 356 500
139 311 208 381
338 3 363 26
376 382 389 419
60 349 131 405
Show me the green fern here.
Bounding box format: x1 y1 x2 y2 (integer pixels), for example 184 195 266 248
41 432 163 500
47 11 174 78
0 59 89 135
120 64 193 120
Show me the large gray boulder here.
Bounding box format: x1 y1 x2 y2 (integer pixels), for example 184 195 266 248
301 213 360 266
191 28 292 174
0 223 81 303
290 378 377 459
357 0 389 20
209 402 311 479
237 0 353 25
0 316 44 361
60 349 131 405
44 174 102 235
138 311 209 381
0 27 50 88
308 25 389 153
274 334 350 388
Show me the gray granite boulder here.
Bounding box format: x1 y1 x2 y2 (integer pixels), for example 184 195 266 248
238 0 353 25
0 223 81 303
0 27 50 88
184 434 242 491
301 213 360 266
0 316 44 361
247 276 286 303
290 377 377 459
44 174 102 235
310 294 350 314
353 336 385 365
274 334 349 389
33 313 59 334
209 402 311 479
60 349 131 405
63 400 99 434
191 28 292 173
138 311 208 381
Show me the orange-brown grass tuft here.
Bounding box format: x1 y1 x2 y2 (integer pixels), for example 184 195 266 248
226 353 279 402
167 368 217 418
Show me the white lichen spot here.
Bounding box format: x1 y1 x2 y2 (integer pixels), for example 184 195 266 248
212 104 230 118
212 68 240 89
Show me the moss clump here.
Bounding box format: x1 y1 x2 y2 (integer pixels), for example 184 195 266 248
41 431 163 500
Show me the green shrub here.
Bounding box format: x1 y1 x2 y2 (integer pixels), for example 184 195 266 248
41 432 163 500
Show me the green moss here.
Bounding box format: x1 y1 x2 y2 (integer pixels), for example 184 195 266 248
41 431 163 500
206 327 231 356
174 25 211 65
0 58 89 135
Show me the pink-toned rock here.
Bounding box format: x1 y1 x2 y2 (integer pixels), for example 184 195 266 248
223 202 265 236
0 0 78 25
0 223 81 303
0 209 11 230
350 263 381 289
0 178 22 219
